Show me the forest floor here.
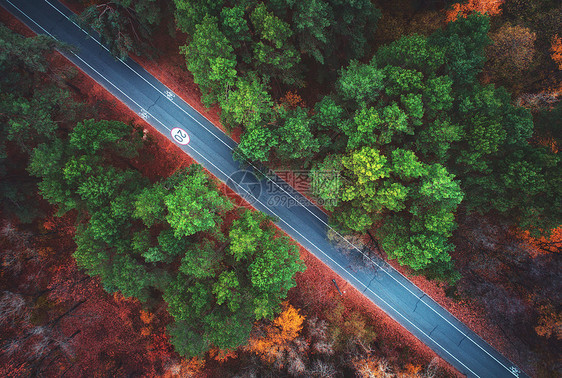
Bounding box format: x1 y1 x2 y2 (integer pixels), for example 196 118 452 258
1 4 523 376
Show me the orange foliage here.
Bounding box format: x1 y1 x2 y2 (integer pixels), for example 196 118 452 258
537 135 559 154
518 227 562 257
352 357 392 377
43 220 55 231
280 91 306 109
208 348 237 362
446 0 504 23
37 247 54 258
551 34 562 70
273 303 304 340
139 310 155 336
139 309 154 324
535 305 562 340
247 303 304 362
112 291 136 304
405 363 423 374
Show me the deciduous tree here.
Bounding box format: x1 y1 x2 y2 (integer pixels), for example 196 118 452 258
486 24 536 83
446 0 504 23
79 0 169 59
182 15 237 106
551 34 562 70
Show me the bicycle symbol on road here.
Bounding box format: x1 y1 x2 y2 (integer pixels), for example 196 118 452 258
509 366 520 377
165 90 175 101
139 108 149 120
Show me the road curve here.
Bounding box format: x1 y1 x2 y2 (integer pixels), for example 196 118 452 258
0 1 528 376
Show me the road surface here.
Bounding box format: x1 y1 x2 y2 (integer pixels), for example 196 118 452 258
0 1 528 376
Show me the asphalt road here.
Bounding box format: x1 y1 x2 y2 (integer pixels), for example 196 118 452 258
1 1 529 376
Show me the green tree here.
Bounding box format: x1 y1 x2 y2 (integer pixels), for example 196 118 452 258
31 118 305 359
337 60 385 105
221 74 274 130
2 87 77 151
163 209 304 356
180 240 222 279
248 230 305 319
238 126 277 162
391 149 427 180
133 182 167 227
182 15 237 106
164 166 234 238
429 13 490 86
213 271 241 312
167 321 210 357
310 154 344 211
173 0 224 34
463 145 561 235
30 119 145 214
289 0 332 64
78 0 169 59
220 5 251 49
69 119 141 157
374 163 463 274
203 306 255 350
378 33 445 74
274 106 320 162
262 0 380 65
229 210 265 261
0 25 83 221
250 3 302 85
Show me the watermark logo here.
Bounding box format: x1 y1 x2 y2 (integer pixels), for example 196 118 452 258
225 169 341 209
225 169 263 206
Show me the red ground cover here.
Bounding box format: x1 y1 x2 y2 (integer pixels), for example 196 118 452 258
384 257 518 367
289 244 461 376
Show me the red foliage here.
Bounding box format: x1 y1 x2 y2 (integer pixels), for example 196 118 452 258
0 214 181 376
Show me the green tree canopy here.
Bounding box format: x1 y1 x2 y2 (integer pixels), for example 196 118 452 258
78 0 171 59
0 25 85 221
30 118 304 358
182 15 237 107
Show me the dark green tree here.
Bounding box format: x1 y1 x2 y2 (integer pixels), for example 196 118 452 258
273 106 320 162
78 0 171 59
182 15 237 107
173 0 224 35
249 3 302 85
0 24 84 221
163 210 305 356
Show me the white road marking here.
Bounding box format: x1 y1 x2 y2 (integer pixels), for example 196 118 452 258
7 1 524 376
171 127 189 145
165 90 175 100
139 108 149 120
